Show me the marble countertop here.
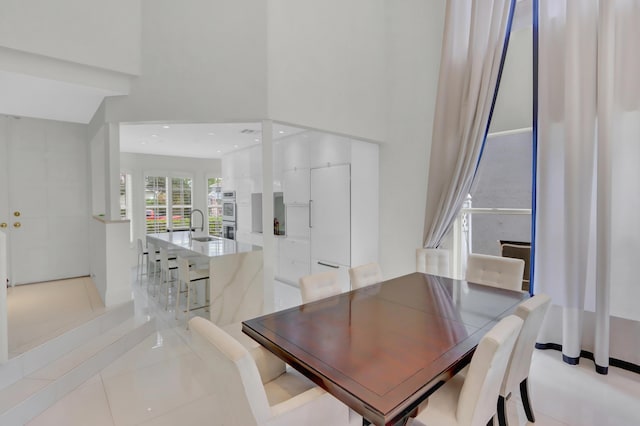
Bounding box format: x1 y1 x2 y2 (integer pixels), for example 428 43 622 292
147 232 261 258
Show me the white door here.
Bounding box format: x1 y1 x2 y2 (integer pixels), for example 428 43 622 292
0 230 8 363
0 116 90 285
309 164 351 267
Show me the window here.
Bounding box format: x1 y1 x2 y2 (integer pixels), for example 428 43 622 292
119 172 130 220
120 172 133 241
144 175 193 234
171 177 192 230
207 177 223 236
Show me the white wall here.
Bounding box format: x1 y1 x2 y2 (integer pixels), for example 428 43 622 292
610 111 640 321
380 0 446 278
120 152 221 246
489 27 533 133
0 0 141 75
267 0 386 142
105 0 268 124
90 127 106 216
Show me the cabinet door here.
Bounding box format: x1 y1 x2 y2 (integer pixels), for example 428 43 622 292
308 133 351 168
283 168 310 204
310 164 350 267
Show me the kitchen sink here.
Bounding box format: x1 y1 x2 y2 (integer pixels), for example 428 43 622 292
192 236 217 242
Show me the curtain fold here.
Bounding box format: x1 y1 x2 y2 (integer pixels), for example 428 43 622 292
535 0 640 372
423 0 516 249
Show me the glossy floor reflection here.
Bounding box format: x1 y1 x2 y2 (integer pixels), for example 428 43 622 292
26 273 640 426
7 277 105 357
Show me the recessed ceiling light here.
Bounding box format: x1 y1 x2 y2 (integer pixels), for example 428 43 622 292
162 125 170 129
234 144 239 148
151 134 158 138
254 138 260 142
217 150 222 153
279 130 285 134
208 132 215 136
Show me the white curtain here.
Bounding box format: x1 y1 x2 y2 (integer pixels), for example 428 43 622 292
423 0 516 248
535 0 640 372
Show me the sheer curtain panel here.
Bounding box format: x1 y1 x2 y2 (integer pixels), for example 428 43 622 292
423 0 516 249
535 0 640 373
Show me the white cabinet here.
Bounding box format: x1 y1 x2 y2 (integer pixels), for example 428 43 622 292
274 134 378 290
310 164 351 267
285 205 309 239
283 168 310 204
278 238 310 285
282 136 309 170
308 132 351 168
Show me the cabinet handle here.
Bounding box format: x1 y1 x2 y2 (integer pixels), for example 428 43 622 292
317 261 339 269
309 200 313 228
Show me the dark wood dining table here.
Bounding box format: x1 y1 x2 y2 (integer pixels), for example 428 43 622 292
242 272 529 426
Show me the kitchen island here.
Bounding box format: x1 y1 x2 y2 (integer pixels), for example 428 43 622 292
147 232 264 326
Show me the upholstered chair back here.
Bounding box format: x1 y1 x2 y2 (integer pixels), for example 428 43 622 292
348 262 383 290
416 248 450 277
501 294 551 396
465 253 525 291
299 270 341 303
457 315 523 425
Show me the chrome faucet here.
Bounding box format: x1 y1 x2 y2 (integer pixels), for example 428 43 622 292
189 209 205 240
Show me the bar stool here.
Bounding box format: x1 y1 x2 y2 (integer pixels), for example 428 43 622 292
175 256 210 328
159 247 179 309
136 238 149 283
146 242 161 292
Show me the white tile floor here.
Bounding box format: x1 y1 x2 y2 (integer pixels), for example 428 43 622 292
17 272 640 426
7 277 105 357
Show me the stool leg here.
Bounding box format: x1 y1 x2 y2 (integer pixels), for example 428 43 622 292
175 279 182 320
185 281 191 329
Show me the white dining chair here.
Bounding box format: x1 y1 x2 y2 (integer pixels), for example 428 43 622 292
175 256 210 328
500 242 531 292
407 315 523 426
416 248 451 277
188 317 360 426
348 262 383 290
299 270 341 303
465 253 525 292
497 294 551 426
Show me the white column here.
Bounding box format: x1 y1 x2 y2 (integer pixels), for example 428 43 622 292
105 123 121 221
594 2 613 373
261 120 275 313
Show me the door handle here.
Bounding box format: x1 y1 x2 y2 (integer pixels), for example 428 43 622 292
317 261 339 269
0 223 7 229
13 222 21 228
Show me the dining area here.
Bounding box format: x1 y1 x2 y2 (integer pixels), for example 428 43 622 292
22 247 640 425
188 250 551 426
